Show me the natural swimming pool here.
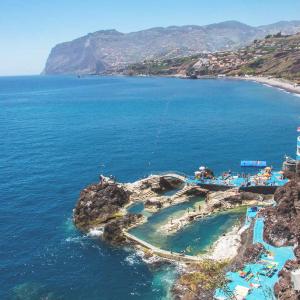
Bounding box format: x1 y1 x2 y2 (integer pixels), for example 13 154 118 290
129 198 246 256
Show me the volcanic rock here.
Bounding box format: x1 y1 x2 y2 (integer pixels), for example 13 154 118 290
274 258 300 300
146 176 183 193
263 179 300 299
242 243 265 264
73 182 129 231
103 213 142 244
144 199 163 209
263 180 300 247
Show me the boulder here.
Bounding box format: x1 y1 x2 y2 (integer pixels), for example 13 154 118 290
242 243 265 264
274 259 300 299
152 176 184 193
206 189 240 210
144 199 163 209
103 213 142 244
240 191 263 201
184 186 208 197
73 182 129 231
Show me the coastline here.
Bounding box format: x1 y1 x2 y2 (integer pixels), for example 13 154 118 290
234 75 300 96
208 223 246 261
179 73 300 96
73 168 296 299
104 72 300 96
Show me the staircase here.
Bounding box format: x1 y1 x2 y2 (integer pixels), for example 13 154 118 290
139 189 157 200
173 185 190 198
173 185 209 198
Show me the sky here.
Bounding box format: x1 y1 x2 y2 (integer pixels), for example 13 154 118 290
0 0 300 76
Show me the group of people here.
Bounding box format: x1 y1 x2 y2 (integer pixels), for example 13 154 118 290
193 165 284 188
250 167 273 186
194 166 214 180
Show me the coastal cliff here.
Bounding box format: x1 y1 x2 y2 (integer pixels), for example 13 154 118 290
43 21 300 75
263 179 300 300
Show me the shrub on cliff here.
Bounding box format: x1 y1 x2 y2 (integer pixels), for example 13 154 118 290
179 260 230 299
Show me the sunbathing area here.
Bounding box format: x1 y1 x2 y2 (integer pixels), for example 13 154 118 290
214 208 295 300
187 167 288 189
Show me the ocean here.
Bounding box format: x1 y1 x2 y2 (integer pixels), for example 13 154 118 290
1 75 299 299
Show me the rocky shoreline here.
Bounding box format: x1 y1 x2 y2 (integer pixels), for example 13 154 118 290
173 177 300 300
150 73 300 96
73 174 189 244
104 72 300 97
262 179 300 300
73 172 300 299
73 174 268 247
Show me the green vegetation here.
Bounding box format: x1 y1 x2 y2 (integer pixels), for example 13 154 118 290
113 211 125 218
239 66 256 75
123 33 300 82
180 260 230 293
248 58 265 68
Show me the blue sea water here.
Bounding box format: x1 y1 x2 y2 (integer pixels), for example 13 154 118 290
1 75 300 300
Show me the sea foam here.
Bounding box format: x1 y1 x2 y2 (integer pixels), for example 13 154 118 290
88 227 104 237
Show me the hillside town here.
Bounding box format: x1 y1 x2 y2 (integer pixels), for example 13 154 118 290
119 32 300 84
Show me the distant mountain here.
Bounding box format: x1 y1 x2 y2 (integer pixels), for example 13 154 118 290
258 20 300 35
43 20 300 75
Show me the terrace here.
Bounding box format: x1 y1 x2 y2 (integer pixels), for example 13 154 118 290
215 208 295 300
187 169 288 191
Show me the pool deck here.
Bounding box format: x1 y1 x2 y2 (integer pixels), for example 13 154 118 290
215 208 295 300
187 171 288 193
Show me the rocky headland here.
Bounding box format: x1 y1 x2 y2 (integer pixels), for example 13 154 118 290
44 21 300 76
73 174 192 244
73 181 144 244
73 174 269 245
73 172 300 299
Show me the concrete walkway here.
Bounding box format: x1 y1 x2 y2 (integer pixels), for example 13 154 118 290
124 231 205 262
